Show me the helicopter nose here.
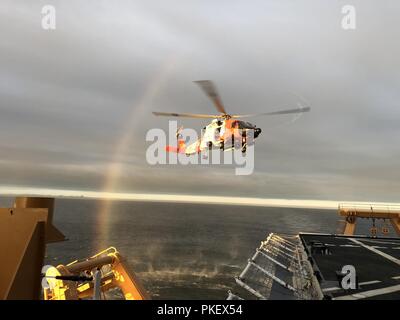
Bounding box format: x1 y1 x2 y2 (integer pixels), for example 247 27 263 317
255 128 262 138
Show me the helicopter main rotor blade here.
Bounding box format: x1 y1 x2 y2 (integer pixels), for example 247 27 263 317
194 80 227 115
231 107 310 118
153 111 222 119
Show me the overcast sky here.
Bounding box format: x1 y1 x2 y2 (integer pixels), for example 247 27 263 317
0 0 399 202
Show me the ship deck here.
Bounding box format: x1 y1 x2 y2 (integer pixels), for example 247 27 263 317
299 233 400 300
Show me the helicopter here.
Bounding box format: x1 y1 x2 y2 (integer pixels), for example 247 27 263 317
153 80 310 155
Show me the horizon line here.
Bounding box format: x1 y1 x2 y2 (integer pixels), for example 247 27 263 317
0 186 399 210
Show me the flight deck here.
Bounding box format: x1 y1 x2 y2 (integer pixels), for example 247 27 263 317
300 233 400 300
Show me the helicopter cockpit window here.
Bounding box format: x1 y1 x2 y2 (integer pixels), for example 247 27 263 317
237 121 255 129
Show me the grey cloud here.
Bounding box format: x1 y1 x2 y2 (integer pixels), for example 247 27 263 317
0 0 399 201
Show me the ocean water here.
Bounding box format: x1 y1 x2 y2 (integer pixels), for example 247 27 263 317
0 198 388 299
49 200 339 299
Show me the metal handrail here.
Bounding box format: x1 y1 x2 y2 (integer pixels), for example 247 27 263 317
339 203 400 213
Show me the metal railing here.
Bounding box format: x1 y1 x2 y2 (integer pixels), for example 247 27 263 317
228 233 321 300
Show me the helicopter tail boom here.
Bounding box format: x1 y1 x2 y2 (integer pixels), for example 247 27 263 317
166 138 186 154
